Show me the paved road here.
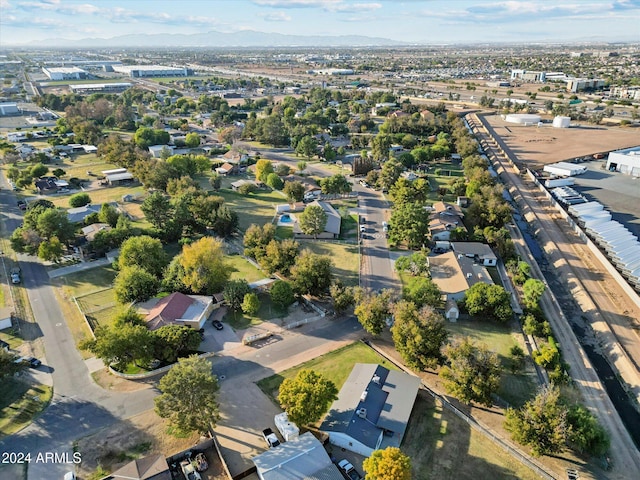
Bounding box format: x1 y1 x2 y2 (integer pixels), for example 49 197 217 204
0 176 156 480
469 114 640 475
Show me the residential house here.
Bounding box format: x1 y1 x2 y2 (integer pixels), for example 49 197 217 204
429 201 467 241
252 432 343 480
102 168 135 186
82 223 112 242
293 201 341 239
67 204 103 224
389 110 409 119
230 179 259 192
420 110 436 121
215 162 235 176
148 145 174 158
219 150 248 166
34 177 59 194
429 250 494 301
320 363 420 457
142 292 215 331
102 453 170 480
451 242 498 267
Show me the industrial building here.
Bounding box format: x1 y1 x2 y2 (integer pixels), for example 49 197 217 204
69 82 132 93
565 78 606 93
42 66 88 81
544 162 587 177
510 69 546 82
553 116 571 128
606 146 640 177
0 103 20 116
112 65 188 78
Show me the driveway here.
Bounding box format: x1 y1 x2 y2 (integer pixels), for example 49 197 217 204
210 315 363 477
200 307 242 352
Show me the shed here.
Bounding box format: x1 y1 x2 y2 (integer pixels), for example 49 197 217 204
445 299 459 322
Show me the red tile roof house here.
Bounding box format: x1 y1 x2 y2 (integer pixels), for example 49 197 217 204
142 292 215 331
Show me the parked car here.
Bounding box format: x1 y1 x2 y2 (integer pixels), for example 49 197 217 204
262 428 280 448
63 472 76 480
359 224 366 233
17 199 27 210
16 356 41 368
10 268 21 284
337 459 362 480
212 320 224 330
194 452 208 472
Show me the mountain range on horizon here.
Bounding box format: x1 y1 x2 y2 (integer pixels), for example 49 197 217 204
21 30 406 48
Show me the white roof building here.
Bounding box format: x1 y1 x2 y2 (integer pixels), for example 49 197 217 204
42 67 88 81
112 65 188 78
606 146 640 177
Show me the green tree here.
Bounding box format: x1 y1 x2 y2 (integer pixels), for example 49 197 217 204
464 283 513 322
566 404 610 456
388 202 430 249
295 135 318 160
30 163 49 178
209 173 221 190
283 181 305 202
98 203 120 228
523 278 546 310
38 236 64 263
255 159 274 182
329 280 354 314
141 191 172 229
80 322 154 371
242 292 261 315
152 325 202 363
36 208 74 243
278 369 338 426
266 172 284 190
402 277 441 308
118 235 168 278
392 301 448 370
354 289 393 336
0 349 25 379
68 192 91 208
270 280 295 311
298 204 327 238
440 337 501 406
504 386 568 457
223 279 251 312
180 237 230 294
161 255 189 293
362 447 411 480
243 223 276 260
154 355 220 435
259 239 299 275
297 161 307 172
185 132 201 148
114 266 159 303
319 174 351 194
379 158 403 190
289 250 333 296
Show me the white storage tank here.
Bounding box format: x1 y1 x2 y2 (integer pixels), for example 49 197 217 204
553 116 571 128
504 113 541 125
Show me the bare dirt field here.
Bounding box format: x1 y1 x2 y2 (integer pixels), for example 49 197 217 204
484 115 640 168
76 410 227 480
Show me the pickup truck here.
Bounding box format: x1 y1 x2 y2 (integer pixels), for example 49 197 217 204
262 428 280 448
180 459 202 480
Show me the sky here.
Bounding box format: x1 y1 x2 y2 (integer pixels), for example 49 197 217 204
1 0 639 46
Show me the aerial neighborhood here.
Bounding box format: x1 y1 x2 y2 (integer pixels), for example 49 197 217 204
1 7 640 480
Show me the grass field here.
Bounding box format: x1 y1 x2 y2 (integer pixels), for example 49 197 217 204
297 240 359 286
226 254 266 283
215 187 284 232
62 266 119 329
256 342 398 405
0 378 52 436
62 266 117 297
223 292 284 329
446 320 537 407
0 328 23 350
402 393 541 480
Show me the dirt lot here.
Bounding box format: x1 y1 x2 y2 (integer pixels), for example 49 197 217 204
484 115 640 168
75 410 227 480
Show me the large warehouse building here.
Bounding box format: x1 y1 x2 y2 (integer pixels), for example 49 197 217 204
42 67 88 80
0 103 20 116
112 65 188 78
607 146 640 177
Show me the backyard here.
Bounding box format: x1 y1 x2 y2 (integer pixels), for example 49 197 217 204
0 378 52 436
298 240 360 286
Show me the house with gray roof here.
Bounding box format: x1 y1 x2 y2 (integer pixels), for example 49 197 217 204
293 201 341 239
252 431 343 480
67 204 103 224
320 364 420 457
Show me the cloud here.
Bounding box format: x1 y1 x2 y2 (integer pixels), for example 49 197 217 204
253 0 343 7
260 11 293 21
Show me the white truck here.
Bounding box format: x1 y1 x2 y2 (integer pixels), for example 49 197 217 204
274 412 299 442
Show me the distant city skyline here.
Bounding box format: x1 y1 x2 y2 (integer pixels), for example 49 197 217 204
1 0 639 47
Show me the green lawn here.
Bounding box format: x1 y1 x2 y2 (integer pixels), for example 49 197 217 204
226 254 266 283
446 320 537 406
275 226 293 239
214 187 284 232
62 266 117 297
340 214 358 239
297 241 359 286
0 328 23 350
223 292 285 329
256 341 398 404
0 378 52 436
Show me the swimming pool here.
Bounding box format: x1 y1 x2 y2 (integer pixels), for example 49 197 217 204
280 214 293 223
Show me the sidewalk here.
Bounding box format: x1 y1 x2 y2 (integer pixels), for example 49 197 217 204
48 257 111 279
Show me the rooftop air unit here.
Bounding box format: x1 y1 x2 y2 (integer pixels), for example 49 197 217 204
356 408 367 419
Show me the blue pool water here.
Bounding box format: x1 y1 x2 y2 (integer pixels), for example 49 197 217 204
280 214 292 223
